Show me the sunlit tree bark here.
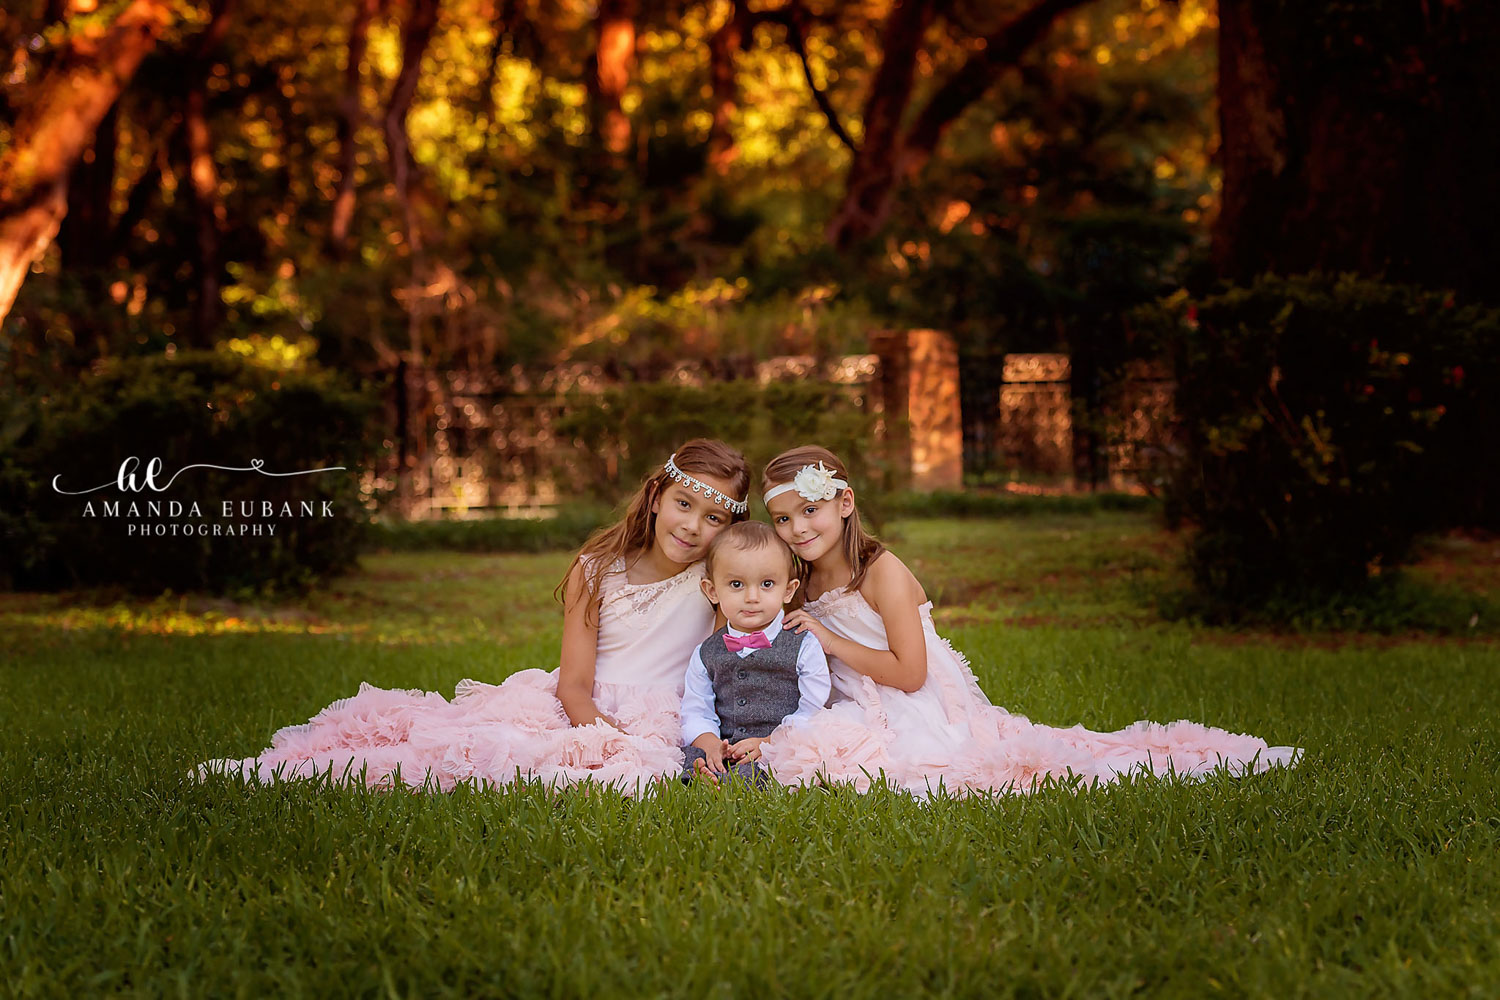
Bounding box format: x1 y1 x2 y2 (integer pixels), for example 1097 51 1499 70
706 0 750 175
587 0 637 157
0 0 173 327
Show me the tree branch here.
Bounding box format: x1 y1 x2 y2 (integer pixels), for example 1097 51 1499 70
824 0 940 248
331 0 381 253
0 0 173 324
383 0 440 255
775 2 857 154
901 0 1094 175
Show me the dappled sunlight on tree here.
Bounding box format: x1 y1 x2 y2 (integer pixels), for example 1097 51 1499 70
1 0 1234 388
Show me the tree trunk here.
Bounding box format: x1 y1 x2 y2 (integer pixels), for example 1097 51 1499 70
184 83 224 341
58 104 118 271
901 0 1094 178
706 0 749 175
383 0 441 364
824 0 937 251
110 125 172 250
331 0 382 255
181 0 237 343
1213 0 1500 301
587 0 638 157
0 0 173 326
384 0 440 257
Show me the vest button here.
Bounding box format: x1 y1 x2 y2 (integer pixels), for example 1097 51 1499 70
737 669 747 679
737 697 747 706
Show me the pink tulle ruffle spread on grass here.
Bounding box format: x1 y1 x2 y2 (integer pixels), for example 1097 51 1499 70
759 588 1299 798
197 557 714 795
199 558 1298 798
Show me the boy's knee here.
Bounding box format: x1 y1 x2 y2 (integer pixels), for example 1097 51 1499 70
681 746 706 783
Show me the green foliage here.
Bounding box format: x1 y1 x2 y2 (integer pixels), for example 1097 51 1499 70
1 271 176 390
560 279 879 367
1138 273 1500 617
3 0 1224 381
885 489 1157 519
368 504 612 554
0 351 381 596
3 519 1500 994
553 379 889 506
363 491 1162 558
1157 571 1497 636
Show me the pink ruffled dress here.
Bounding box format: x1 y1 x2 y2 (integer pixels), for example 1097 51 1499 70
759 586 1299 797
199 558 714 793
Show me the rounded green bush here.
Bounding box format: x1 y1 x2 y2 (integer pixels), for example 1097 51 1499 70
0 351 380 595
1138 273 1499 615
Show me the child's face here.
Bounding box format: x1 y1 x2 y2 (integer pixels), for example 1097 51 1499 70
766 488 855 565
701 543 800 632
650 474 738 565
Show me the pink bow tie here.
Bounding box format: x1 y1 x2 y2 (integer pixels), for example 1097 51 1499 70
724 630 772 653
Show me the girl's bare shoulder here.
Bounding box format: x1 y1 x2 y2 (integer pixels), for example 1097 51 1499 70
859 549 927 612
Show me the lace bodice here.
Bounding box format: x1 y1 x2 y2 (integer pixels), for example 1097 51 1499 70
592 557 714 691
803 584 924 649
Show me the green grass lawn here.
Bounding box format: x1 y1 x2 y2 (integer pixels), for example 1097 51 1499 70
3 514 1498 997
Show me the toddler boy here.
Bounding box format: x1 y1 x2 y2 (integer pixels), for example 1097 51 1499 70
681 520 830 784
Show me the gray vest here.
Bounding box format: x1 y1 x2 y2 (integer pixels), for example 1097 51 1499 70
699 624 804 743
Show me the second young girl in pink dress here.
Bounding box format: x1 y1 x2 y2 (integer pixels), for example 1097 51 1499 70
757 446 1299 797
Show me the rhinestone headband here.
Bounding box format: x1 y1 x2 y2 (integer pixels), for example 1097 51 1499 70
763 460 849 506
663 453 748 513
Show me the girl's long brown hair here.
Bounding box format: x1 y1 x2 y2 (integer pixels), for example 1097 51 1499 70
558 438 750 624
762 445 885 595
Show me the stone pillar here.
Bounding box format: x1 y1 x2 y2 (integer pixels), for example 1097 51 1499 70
870 329 963 491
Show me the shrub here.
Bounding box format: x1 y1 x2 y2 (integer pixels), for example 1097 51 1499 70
0 351 380 596
1138 272 1499 614
368 505 612 553
553 379 889 513
883 490 1157 519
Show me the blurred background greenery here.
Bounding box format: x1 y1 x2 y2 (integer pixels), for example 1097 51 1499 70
2 0 1496 617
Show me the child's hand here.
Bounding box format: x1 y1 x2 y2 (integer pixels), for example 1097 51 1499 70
692 756 721 785
783 609 833 647
727 736 765 763
691 734 730 784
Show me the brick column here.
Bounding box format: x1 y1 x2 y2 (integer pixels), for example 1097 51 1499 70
870 329 963 491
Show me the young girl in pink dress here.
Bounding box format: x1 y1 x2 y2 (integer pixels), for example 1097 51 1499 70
199 439 751 793
757 445 1299 797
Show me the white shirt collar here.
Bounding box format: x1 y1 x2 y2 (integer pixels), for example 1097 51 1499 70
725 607 784 642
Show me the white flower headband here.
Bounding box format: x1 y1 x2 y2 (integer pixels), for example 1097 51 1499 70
763 461 849 507
663 453 748 514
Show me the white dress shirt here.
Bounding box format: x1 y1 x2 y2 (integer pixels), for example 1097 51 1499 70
679 608 831 745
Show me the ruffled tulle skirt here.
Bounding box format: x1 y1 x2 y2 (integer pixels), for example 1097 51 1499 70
760 660 1300 798
197 669 685 794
